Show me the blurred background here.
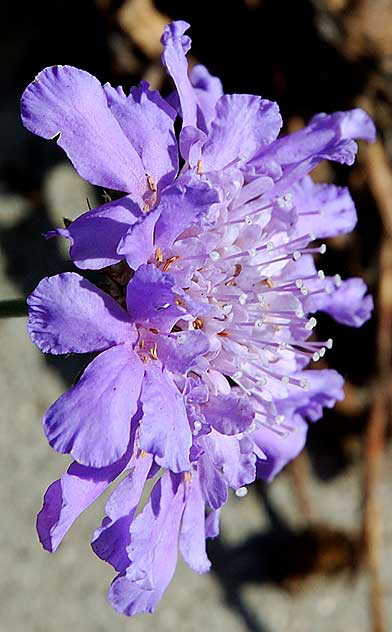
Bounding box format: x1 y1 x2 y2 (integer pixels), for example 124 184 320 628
1 1 391 630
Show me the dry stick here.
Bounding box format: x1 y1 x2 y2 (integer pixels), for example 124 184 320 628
362 140 392 632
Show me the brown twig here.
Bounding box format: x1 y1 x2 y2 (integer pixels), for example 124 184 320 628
362 140 392 632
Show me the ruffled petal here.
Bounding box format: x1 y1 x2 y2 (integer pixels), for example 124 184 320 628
21 66 146 197
205 509 221 538
202 94 282 171
198 452 228 510
37 444 133 553
91 453 153 572
292 176 357 238
27 273 136 354
255 417 308 483
139 363 192 472
154 179 219 249
179 470 211 573
126 264 183 331
104 80 178 192
46 195 142 270
190 64 223 133
203 393 255 435
109 472 185 615
117 208 159 270
43 344 144 467
255 369 344 481
156 330 210 374
281 369 345 422
252 108 376 191
161 21 197 130
306 276 374 327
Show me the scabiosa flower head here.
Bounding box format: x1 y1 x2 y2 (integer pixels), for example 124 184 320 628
22 20 375 616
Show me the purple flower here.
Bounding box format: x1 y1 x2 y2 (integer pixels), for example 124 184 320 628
22 20 375 616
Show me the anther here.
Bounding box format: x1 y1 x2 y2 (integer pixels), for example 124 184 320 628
305 317 317 331
334 274 342 287
239 293 248 305
209 251 221 261
235 486 248 497
147 174 157 192
293 251 301 261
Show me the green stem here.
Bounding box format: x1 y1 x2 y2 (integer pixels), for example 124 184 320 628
0 299 28 318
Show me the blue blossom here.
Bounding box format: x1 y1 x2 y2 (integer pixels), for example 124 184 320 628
22 20 374 615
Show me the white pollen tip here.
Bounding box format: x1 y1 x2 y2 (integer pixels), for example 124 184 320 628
239 293 248 305
318 270 325 280
293 250 301 261
281 376 290 384
295 308 305 318
326 338 333 349
192 429 199 436
235 486 248 498
300 286 309 296
233 370 243 380
267 241 274 251
319 347 326 357
334 273 342 287
257 378 267 387
300 379 310 391
295 279 304 289
210 250 220 261
312 352 320 362
305 317 317 331
248 248 257 257
275 415 285 425
255 319 264 328
308 232 316 241
319 243 327 254
245 215 252 225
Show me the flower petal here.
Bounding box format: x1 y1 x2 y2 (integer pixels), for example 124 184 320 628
43 344 144 467
156 330 210 374
37 444 133 553
179 471 211 574
47 195 142 270
203 393 255 435
154 180 219 249
202 94 282 171
104 80 178 192
255 417 308 483
161 21 197 130
21 66 146 196
126 264 183 331
307 277 374 327
139 363 192 472
27 273 136 354
198 452 228 510
91 453 153 572
116 208 159 270
190 64 223 133
252 108 376 191
109 472 185 615
292 176 357 238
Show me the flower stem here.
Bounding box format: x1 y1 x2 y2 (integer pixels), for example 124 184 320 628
0 299 27 318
